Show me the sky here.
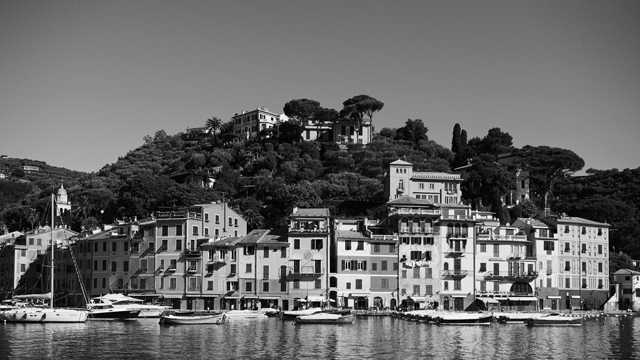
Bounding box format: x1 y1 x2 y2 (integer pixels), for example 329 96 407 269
1 1 639 174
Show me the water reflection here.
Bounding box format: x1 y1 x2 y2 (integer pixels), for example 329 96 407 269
2 316 640 359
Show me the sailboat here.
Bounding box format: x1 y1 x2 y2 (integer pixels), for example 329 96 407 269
5 194 88 323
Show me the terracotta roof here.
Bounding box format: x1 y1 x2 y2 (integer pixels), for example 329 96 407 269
387 196 434 206
390 159 412 166
336 229 368 240
614 269 640 276
291 208 330 217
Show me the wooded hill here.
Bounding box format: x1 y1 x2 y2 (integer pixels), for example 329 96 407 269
1 120 638 259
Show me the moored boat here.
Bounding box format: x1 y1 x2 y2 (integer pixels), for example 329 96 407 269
159 313 226 325
282 307 323 320
495 312 544 324
5 195 88 323
89 294 171 318
88 304 141 320
295 313 354 324
434 312 493 326
525 313 583 327
224 310 268 320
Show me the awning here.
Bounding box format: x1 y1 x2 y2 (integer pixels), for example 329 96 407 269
547 295 562 299
224 296 239 300
306 296 324 302
162 295 183 299
347 293 370 298
571 295 581 299
478 297 499 304
451 295 467 298
508 297 536 301
242 295 259 299
259 296 280 300
408 296 427 303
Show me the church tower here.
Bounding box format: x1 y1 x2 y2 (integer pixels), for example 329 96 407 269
55 183 72 228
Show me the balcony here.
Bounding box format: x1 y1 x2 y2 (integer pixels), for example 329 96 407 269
155 265 164 273
185 250 202 258
187 266 197 273
209 255 228 264
155 210 202 220
288 226 329 234
441 270 468 278
289 266 324 276
446 233 469 239
156 245 167 254
484 271 538 280
165 266 177 272
400 227 434 234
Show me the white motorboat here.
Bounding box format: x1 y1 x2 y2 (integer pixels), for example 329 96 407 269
224 310 268 320
88 294 171 318
282 307 323 320
295 312 354 324
526 313 583 327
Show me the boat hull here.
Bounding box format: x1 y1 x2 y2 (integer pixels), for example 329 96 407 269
224 310 268 320
526 316 583 327
282 308 323 320
295 313 354 324
5 308 88 323
435 313 493 326
160 314 226 325
88 308 141 320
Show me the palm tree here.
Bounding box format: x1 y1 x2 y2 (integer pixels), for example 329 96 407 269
206 116 223 144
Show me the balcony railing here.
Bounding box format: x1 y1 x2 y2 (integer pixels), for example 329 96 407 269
165 266 177 272
446 233 469 239
156 245 167 254
476 234 527 242
399 227 434 234
187 266 197 273
484 271 538 279
441 270 468 278
185 250 201 258
288 227 329 233
209 255 228 263
289 266 323 276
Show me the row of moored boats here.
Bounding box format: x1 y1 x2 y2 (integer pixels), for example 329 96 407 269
394 310 584 326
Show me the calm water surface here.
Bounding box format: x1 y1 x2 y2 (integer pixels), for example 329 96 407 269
1 315 639 359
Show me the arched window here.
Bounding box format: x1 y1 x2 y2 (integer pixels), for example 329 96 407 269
455 224 461 237
443 262 449 271
510 282 533 295
444 281 449 291
462 224 468 237
398 179 404 190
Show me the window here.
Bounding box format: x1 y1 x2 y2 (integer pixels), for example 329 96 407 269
228 217 233 227
294 239 300 250
598 245 603 255
372 263 377 271
315 279 322 289
389 244 395 253
402 270 407 279
565 261 571 271
582 227 587 235
103 242 107 252
102 260 107 271
598 262 603 273
493 282 499 292
311 239 323 250
564 243 570 252
393 262 398 271
123 261 129 272
170 278 176 289
244 246 255 255
246 264 252 273
381 279 389 289
356 279 362 289
565 226 570 233
192 226 199 236
479 263 486 272
454 280 461 290
410 251 422 260
161 239 168 251
381 261 387 271
176 239 182 251
293 280 300 289
94 243 98 252
493 244 499 257
373 244 380 253
493 263 499 275
234 218 239 227
413 267 420 278
162 226 168 236
281 247 286 258
412 285 420 295
480 244 486 253
582 244 587 253
263 247 269 258
204 228 209 236
544 241 555 252
425 268 432 278
346 282 351 290
93 260 98 271
111 242 117 252
357 241 364 251
345 240 351 250
598 228 603 236
245 281 252 292
480 281 486 292
263 282 269 292
444 281 448 291
170 259 177 270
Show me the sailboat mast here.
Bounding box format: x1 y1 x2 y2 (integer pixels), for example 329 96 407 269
51 193 54 308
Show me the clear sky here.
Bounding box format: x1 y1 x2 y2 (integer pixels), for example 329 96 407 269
1 1 639 174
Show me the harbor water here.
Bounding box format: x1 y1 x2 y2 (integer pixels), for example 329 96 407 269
1 315 639 359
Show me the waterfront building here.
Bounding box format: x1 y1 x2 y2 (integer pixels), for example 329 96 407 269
611 269 640 311
201 236 242 311
286 207 331 310
232 106 288 140
475 213 537 311
384 159 463 204
334 219 399 310
236 229 288 310
537 215 610 310
0 228 77 301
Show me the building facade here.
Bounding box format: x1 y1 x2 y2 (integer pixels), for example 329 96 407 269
232 107 288 140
